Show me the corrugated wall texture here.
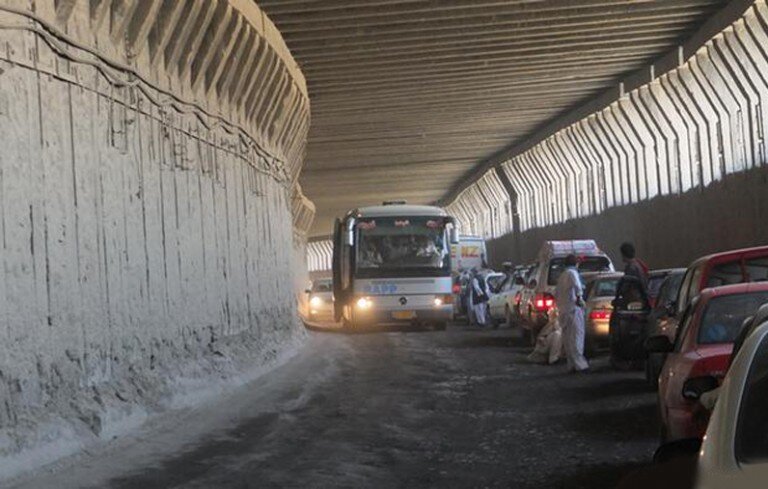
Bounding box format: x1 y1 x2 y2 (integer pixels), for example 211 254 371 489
0 0 310 458
447 1 768 259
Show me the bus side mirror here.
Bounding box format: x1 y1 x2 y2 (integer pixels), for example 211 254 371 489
346 217 356 246
447 220 459 244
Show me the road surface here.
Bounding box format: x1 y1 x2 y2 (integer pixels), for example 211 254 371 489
12 325 659 489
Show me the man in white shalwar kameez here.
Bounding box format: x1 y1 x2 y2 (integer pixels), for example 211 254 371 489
556 254 589 373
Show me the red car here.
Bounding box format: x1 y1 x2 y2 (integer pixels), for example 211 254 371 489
649 282 768 443
669 246 768 335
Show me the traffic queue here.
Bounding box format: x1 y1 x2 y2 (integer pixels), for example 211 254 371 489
455 239 768 486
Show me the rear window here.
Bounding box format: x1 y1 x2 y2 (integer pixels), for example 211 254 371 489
591 278 620 298
312 282 332 293
548 257 611 286
707 261 744 288
698 292 768 345
745 257 768 282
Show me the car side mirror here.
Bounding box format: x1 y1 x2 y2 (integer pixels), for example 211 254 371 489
515 277 525 286
653 438 702 464
645 335 673 353
528 279 537 288
682 376 719 401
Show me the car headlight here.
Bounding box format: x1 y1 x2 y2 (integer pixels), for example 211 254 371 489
356 297 373 309
433 297 444 307
310 296 323 307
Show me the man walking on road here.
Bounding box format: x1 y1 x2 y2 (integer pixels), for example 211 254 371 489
556 254 589 373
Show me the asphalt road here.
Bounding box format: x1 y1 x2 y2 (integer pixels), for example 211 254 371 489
13 324 660 489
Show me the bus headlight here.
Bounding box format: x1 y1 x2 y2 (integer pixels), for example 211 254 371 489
356 297 373 310
310 296 323 308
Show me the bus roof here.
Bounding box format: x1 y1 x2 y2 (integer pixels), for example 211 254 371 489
351 204 449 218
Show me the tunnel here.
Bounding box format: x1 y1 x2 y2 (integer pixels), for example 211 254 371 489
1 1 767 488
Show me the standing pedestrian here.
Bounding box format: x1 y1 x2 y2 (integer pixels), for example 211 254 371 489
620 242 649 296
556 254 589 373
470 269 490 327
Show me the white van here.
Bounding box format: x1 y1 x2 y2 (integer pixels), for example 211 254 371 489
451 235 488 274
518 240 614 339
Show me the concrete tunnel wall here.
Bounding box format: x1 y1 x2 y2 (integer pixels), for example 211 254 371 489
447 1 768 270
0 0 313 463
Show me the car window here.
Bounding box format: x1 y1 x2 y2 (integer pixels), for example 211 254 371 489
487 275 504 292
744 257 768 282
736 330 768 464
593 278 620 298
697 292 768 345
707 260 744 288
548 256 611 286
677 268 695 315
690 265 704 298
312 282 332 293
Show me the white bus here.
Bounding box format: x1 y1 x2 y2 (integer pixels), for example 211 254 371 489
331 202 459 329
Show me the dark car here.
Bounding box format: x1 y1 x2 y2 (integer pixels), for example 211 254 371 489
645 269 686 387
609 274 651 369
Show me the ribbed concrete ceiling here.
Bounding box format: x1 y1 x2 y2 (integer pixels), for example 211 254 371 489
258 0 729 237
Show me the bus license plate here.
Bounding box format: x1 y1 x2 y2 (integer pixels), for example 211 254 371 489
392 310 416 320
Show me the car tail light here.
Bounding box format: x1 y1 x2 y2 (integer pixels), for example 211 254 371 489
514 292 522 306
452 284 461 294
589 309 611 320
534 293 555 312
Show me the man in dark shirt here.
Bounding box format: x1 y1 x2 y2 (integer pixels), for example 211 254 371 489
620 242 649 296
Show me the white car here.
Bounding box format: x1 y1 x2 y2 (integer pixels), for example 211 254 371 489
488 269 527 327
697 320 768 488
306 278 334 322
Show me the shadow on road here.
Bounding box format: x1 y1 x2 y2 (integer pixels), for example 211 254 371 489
564 402 658 442
303 320 437 335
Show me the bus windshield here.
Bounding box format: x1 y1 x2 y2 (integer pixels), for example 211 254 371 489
355 217 450 278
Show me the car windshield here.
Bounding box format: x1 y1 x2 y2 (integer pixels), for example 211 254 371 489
745 256 768 282
698 291 768 345
707 261 744 288
648 275 667 299
659 272 684 305
312 282 332 293
548 256 611 286
356 217 449 278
